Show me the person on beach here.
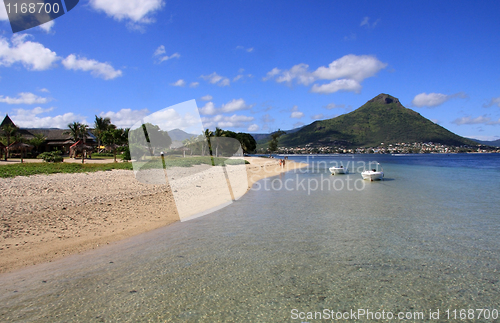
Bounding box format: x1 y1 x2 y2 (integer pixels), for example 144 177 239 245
282 158 286 167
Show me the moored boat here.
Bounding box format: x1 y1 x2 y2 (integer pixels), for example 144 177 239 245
329 166 348 175
361 163 384 181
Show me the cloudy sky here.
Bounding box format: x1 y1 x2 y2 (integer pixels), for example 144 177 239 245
0 0 499 141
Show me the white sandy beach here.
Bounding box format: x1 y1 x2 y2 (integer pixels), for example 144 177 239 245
0 157 306 273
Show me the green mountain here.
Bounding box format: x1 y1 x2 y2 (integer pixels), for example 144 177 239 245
278 93 478 148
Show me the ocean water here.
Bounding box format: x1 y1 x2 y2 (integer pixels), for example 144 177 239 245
1 154 499 322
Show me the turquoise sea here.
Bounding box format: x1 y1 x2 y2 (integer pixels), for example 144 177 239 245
1 154 500 322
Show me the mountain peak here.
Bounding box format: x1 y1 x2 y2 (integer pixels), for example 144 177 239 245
368 93 401 105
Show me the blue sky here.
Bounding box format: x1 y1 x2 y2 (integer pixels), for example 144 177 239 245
0 0 499 141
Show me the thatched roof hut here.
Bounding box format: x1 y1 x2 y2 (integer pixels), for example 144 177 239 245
69 140 93 159
8 141 33 162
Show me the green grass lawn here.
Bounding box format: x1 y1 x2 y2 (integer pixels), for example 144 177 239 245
0 156 249 178
0 162 133 178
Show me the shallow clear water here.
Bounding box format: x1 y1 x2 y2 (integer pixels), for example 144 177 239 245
1 154 499 322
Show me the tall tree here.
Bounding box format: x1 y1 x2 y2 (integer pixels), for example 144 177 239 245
93 116 112 152
30 133 46 154
79 124 89 143
268 129 286 153
103 128 127 162
65 122 83 142
1 123 18 160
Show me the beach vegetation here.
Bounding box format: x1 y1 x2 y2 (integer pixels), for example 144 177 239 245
93 116 114 153
37 151 64 163
0 161 133 178
64 122 89 142
29 133 47 155
268 129 286 153
1 123 19 160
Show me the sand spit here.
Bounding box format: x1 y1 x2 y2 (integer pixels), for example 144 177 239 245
0 157 306 273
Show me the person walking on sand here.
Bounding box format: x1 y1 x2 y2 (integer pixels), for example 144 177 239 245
282 158 286 167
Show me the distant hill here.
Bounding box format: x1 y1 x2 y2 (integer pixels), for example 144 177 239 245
252 126 305 143
470 138 500 147
167 128 197 141
277 93 478 148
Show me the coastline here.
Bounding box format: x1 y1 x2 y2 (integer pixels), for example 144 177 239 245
0 157 307 273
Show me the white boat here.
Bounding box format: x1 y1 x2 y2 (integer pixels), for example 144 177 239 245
361 163 384 181
329 166 348 175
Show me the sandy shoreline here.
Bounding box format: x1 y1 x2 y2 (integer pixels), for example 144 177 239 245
0 157 306 273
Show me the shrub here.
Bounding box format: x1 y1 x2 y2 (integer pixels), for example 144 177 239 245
37 151 64 163
122 146 131 161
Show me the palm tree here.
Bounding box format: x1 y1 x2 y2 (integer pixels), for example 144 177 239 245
79 124 89 143
213 127 225 157
30 133 46 155
93 116 112 153
203 129 213 156
1 123 18 160
103 128 127 162
65 122 83 142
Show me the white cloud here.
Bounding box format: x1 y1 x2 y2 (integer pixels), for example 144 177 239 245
0 34 59 71
484 96 500 108
38 20 55 33
100 108 150 128
39 88 50 93
236 46 254 53
0 92 51 104
89 0 164 24
344 33 356 41
360 17 380 28
311 114 324 120
469 135 500 141
233 74 252 82
170 79 186 87
263 67 281 81
199 99 253 115
147 108 200 131
276 63 314 85
189 82 199 88
10 107 88 128
153 45 180 63
248 124 259 132
154 45 166 56
265 54 386 94
200 95 213 101
261 114 275 124
200 72 230 86
324 103 345 109
360 17 369 27
452 115 500 126
62 54 122 80
290 106 304 118
412 93 449 107
220 98 253 113
412 92 466 108
312 55 387 82
311 79 362 94
199 102 217 115
202 114 254 129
